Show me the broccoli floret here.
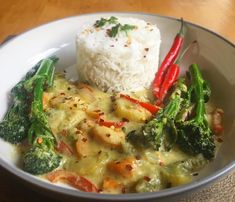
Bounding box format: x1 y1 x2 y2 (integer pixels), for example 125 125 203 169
0 69 35 143
0 115 29 144
0 113 29 143
0 84 30 143
177 64 215 159
127 79 187 151
23 146 61 175
127 116 164 150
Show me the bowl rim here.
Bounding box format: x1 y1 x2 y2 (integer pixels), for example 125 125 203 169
0 11 235 201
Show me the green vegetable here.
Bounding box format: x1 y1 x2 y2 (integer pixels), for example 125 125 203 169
0 85 30 143
25 59 56 131
161 154 207 187
177 64 215 160
172 154 208 173
21 58 61 175
23 146 61 175
135 154 207 192
94 16 118 28
186 70 211 103
0 56 58 144
128 79 187 151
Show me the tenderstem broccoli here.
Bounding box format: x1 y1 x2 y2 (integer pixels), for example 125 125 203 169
22 58 61 175
127 78 188 151
0 56 61 175
0 56 58 144
176 64 215 159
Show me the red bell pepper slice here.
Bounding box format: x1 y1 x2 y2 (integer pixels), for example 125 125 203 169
120 94 160 115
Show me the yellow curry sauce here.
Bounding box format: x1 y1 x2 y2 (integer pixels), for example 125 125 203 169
42 74 209 193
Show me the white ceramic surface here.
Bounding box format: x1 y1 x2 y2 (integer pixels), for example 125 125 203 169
0 12 235 202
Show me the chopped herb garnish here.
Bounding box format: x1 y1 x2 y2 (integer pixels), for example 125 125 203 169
94 16 137 37
108 23 137 37
94 18 106 27
120 24 136 35
108 23 121 37
109 16 118 24
94 16 118 28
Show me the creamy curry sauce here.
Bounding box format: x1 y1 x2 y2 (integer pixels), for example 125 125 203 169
42 74 209 193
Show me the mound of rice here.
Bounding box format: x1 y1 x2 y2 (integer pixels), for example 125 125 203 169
76 16 161 92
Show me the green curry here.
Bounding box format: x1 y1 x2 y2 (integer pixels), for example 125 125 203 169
42 74 209 193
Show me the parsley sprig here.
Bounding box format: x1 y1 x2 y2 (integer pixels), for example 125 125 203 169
94 16 118 28
108 23 136 37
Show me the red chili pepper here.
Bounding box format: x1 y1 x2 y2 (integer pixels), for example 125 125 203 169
157 64 180 104
157 40 198 104
152 18 184 99
99 120 126 128
120 94 160 115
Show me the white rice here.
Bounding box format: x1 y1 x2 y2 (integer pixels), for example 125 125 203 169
76 16 161 92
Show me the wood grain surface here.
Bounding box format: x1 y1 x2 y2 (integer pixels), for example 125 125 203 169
0 0 235 43
0 0 235 202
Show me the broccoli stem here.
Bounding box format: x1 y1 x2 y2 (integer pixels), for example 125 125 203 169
164 93 182 120
25 59 56 133
190 64 206 122
27 59 56 144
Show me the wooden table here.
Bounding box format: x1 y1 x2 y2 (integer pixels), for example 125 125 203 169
0 0 235 201
0 0 235 43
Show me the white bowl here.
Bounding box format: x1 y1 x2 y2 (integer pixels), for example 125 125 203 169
0 12 235 201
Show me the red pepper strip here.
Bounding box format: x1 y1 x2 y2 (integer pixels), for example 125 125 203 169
120 94 160 115
152 18 184 99
99 120 126 128
47 170 98 192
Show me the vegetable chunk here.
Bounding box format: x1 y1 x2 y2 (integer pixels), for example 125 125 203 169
92 125 125 149
115 97 152 122
107 157 137 178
